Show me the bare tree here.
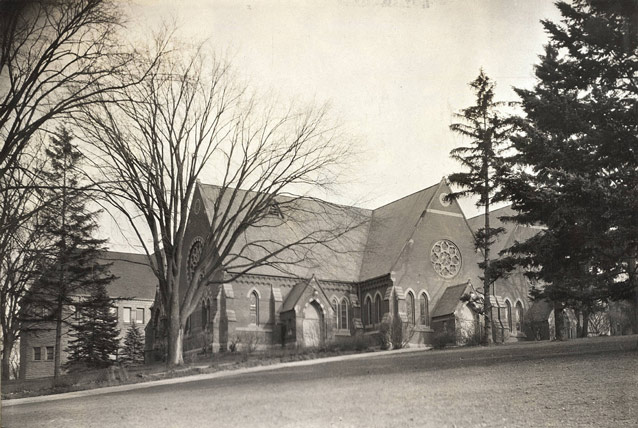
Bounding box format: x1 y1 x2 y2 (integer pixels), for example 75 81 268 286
0 150 50 380
77 37 364 366
0 0 140 182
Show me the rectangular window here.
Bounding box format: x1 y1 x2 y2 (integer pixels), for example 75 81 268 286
34 347 41 361
46 346 54 360
123 307 131 323
136 308 144 324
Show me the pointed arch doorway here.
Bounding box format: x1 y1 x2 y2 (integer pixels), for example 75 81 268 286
302 301 323 348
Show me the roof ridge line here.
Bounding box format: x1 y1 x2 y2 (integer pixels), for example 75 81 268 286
370 181 441 212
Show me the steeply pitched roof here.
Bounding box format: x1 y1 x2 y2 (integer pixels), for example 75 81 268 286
99 252 157 300
196 183 371 282
432 282 469 318
489 295 507 308
467 205 542 256
280 278 311 313
358 182 440 280
279 276 332 313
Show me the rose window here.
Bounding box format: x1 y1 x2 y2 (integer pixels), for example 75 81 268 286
431 240 461 278
187 239 203 283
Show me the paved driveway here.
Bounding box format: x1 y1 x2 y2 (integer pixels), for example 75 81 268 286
3 336 637 427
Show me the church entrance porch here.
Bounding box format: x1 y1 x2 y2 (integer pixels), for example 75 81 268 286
302 301 322 347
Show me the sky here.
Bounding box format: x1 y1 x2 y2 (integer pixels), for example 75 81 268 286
104 0 562 251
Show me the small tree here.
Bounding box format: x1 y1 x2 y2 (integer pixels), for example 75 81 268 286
65 284 120 370
447 70 511 345
120 324 145 365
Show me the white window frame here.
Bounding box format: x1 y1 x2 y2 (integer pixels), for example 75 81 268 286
123 307 132 323
136 308 145 324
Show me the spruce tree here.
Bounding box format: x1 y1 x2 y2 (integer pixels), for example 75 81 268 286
65 284 120 370
503 0 638 336
120 323 145 365
23 127 114 378
447 70 511 345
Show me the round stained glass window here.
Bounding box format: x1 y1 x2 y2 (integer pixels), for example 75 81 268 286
431 239 461 278
187 238 203 283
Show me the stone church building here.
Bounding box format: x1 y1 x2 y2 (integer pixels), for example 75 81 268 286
148 178 540 359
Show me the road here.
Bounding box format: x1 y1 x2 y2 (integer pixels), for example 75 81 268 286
3 336 638 428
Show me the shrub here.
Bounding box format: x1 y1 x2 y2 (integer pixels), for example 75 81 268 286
228 336 240 353
431 330 456 349
351 334 371 351
52 371 83 388
391 316 404 349
461 329 482 347
377 323 392 350
389 318 416 350
238 332 260 355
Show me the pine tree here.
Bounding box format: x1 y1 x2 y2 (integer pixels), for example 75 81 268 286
503 0 638 336
65 283 120 370
22 127 114 378
120 323 145 365
447 70 511 345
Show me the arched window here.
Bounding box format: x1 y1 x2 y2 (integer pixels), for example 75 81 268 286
506 300 512 331
365 296 372 326
250 291 259 326
340 298 349 330
406 292 415 325
375 294 382 324
419 292 429 327
515 301 524 332
331 297 339 327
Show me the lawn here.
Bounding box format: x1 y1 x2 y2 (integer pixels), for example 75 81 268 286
4 335 637 428
197 336 638 428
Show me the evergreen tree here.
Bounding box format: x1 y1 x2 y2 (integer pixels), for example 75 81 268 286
447 70 511 345
503 0 638 336
65 283 120 369
22 128 114 378
120 323 145 365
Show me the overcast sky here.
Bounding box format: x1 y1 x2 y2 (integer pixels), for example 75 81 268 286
104 0 562 251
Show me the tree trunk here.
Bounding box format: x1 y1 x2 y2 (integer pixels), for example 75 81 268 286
630 254 638 335
554 303 565 341
2 334 14 381
575 308 582 338
581 309 589 338
167 289 184 366
53 303 63 379
483 180 494 345
484 285 493 345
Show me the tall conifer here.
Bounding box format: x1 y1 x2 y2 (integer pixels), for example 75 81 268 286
503 0 638 336
23 128 114 378
448 70 511 344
